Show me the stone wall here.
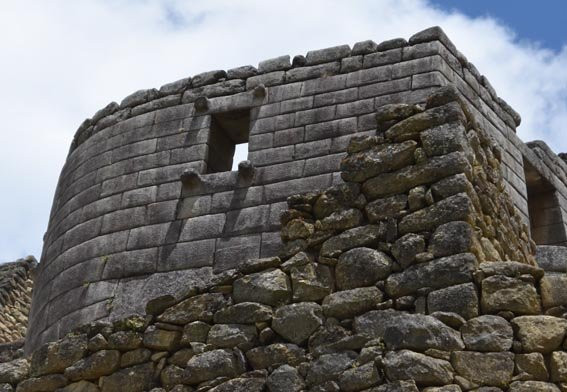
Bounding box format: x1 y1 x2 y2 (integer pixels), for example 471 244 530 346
27 26 538 352
3 87 567 391
0 257 36 349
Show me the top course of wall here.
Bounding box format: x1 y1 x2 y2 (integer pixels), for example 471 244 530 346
27 26 532 352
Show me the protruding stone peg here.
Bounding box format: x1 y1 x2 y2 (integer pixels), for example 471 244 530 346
253 84 266 98
238 160 255 178
180 169 201 186
194 96 210 112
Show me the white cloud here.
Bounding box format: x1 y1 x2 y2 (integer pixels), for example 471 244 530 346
0 0 566 262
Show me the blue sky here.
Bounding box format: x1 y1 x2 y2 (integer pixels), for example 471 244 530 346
431 0 567 51
0 0 566 263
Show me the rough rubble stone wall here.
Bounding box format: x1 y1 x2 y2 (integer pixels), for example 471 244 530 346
3 90 567 391
27 26 534 352
0 257 36 347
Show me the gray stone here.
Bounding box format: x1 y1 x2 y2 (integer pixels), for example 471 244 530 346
365 194 408 222
184 349 245 384
272 302 324 344
341 141 418 182
515 352 548 381
398 193 473 234
318 208 363 231
64 350 120 381
429 222 474 257
306 352 356 386
352 40 378 55
477 262 544 280
209 377 265 392
461 315 512 352
427 283 479 320
385 253 477 298
142 326 181 351
335 248 392 290
15 374 67 392
233 269 292 306
511 316 567 353
322 287 383 319
509 381 560 392
107 331 142 351
120 88 158 108
57 380 99 392
306 45 351 65
550 351 567 382
373 380 419 392
451 351 514 388
99 362 154 392
536 245 567 272
0 359 29 384
320 225 385 257
207 324 257 349
420 122 470 158
384 350 453 386
191 70 227 88
246 343 306 370
362 152 471 200
481 275 541 315
290 262 334 302
214 302 273 324
540 273 567 308
120 348 151 368
226 65 257 79
354 309 464 351
259 55 291 73
159 77 191 95
181 321 211 344
267 365 305 392
338 362 381 391
30 334 87 376
392 234 425 269
158 293 227 324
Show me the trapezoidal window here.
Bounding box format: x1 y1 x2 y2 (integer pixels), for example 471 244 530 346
206 109 250 173
524 158 567 245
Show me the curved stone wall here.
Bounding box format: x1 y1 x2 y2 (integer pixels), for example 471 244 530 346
27 26 530 352
4 97 567 390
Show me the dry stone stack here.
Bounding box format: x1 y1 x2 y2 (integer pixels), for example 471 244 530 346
2 25 567 391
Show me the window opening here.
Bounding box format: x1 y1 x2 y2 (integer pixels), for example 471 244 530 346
205 109 250 174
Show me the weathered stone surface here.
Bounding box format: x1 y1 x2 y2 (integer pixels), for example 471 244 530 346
429 222 474 257
478 262 544 280
336 247 392 290
246 343 306 370
233 269 292 306
375 103 423 127
511 316 567 353
318 208 363 231
481 276 541 315
392 234 425 268
281 219 315 241
214 302 273 324
272 302 323 344
372 380 419 391
540 273 567 308
461 315 512 352
536 245 567 272
290 263 333 301
208 377 265 392
30 335 87 376
365 194 408 222
420 122 470 158
385 253 477 297
107 331 142 351
385 102 466 142
120 348 151 368
0 359 29 384
451 351 514 388
267 365 305 392
15 374 67 392
509 381 560 392
320 225 384 257
181 321 210 344
354 309 464 351
338 362 381 391
427 283 479 319
142 326 180 351
550 351 567 382
64 350 120 381
157 293 227 324
341 141 418 182
322 287 383 319
56 380 99 392
398 193 473 234
99 363 154 392
515 352 548 381
306 352 356 386
384 350 453 386
207 324 257 348
184 349 245 384
362 152 470 200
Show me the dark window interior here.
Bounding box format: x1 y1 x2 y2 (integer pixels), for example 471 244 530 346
524 159 567 245
206 110 250 173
